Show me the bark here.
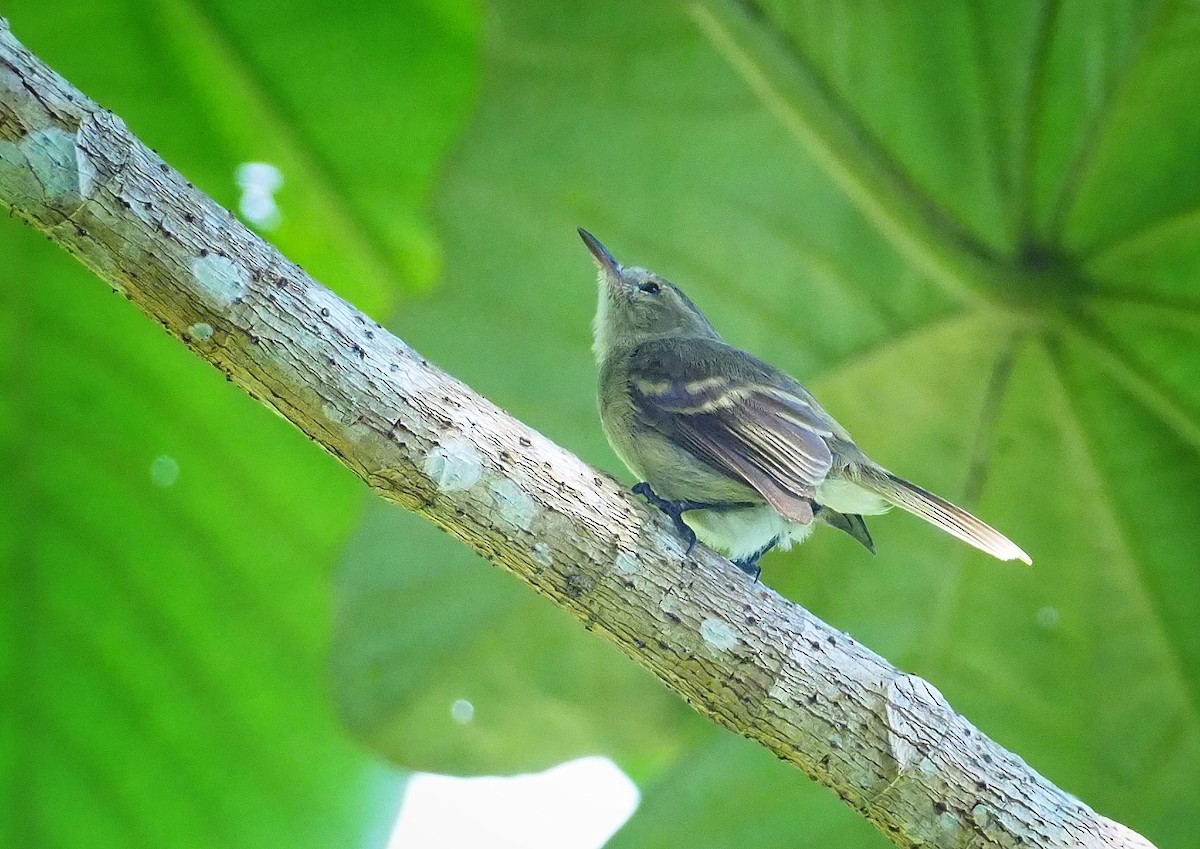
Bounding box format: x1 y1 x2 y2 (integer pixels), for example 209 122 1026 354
0 18 1157 849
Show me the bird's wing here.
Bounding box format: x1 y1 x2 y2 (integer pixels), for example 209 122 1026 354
628 338 835 523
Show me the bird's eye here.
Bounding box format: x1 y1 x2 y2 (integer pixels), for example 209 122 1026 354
639 281 661 295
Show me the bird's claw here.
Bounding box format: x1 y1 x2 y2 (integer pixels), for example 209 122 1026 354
732 536 778 583
677 521 697 555
732 557 763 583
633 482 764 563
633 481 697 554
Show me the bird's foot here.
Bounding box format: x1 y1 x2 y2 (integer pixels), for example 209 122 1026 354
732 536 780 583
632 482 700 553
632 482 761 556
732 559 762 582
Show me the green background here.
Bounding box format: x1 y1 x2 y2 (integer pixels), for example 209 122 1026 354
2 1 1198 846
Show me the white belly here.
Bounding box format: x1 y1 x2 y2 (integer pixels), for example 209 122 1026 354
683 505 816 561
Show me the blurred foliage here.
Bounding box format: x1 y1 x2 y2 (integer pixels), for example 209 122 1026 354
2 1 1199 849
0 1 478 847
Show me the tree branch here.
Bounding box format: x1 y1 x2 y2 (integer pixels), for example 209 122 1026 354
0 19 1156 849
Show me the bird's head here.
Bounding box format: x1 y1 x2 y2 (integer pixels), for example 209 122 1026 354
578 228 719 359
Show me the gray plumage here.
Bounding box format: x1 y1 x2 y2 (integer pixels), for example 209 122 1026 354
580 228 1031 571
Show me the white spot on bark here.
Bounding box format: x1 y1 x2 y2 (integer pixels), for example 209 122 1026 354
191 254 247 306
885 675 955 773
938 811 960 831
490 478 537 531
0 128 94 203
971 803 992 827
531 542 553 567
74 137 96 198
827 734 843 749
149 455 179 487
700 617 737 652
187 322 214 341
450 699 475 724
424 437 483 492
614 551 639 574
25 129 85 198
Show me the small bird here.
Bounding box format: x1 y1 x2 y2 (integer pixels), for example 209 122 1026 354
580 228 1030 578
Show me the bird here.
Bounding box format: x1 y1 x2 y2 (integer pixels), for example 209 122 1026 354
579 228 1030 578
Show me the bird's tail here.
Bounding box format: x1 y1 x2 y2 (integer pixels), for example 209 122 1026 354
853 466 1031 564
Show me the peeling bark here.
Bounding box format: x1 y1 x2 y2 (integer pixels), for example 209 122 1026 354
0 19 1157 849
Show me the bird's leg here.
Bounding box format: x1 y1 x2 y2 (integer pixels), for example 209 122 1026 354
733 499 817 579
732 536 780 583
632 482 755 554
632 482 700 552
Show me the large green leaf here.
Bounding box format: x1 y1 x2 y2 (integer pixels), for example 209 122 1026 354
6 0 1199 847
333 2 1199 847
331 506 696 778
0 1 479 846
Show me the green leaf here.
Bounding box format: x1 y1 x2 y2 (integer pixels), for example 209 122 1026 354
334 2 1199 847
7 0 1200 847
0 1 479 846
0 227 385 848
331 506 694 778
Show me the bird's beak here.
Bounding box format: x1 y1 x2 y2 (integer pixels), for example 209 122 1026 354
578 228 622 279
